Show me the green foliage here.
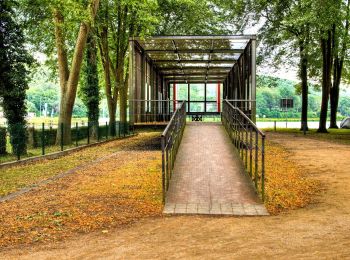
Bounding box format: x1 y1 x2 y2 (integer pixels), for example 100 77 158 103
0 127 6 155
0 0 33 155
156 0 229 35
80 34 100 123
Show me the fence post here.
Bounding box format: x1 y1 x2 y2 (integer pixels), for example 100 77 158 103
60 123 64 151
97 121 100 142
255 131 258 189
249 126 253 177
274 120 276 131
41 122 45 155
105 122 108 140
161 136 166 204
76 122 79 147
261 136 265 201
87 122 90 144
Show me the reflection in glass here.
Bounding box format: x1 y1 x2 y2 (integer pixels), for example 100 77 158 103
190 84 205 101
190 102 205 112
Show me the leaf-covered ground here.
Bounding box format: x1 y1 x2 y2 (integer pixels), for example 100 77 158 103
0 132 163 249
2 132 349 258
0 135 142 197
264 140 320 214
0 129 321 250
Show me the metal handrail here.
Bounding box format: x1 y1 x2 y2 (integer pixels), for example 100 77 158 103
222 99 266 201
161 101 186 203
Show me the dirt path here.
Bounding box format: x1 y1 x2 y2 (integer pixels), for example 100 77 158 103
3 133 350 259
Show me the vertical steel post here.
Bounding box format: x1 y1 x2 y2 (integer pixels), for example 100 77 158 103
60 123 64 151
87 122 90 144
261 136 265 201
128 40 136 126
75 122 78 147
254 131 258 189
161 136 166 204
245 121 248 170
251 39 257 123
250 125 253 177
217 82 221 113
97 121 100 142
41 123 45 155
173 83 177 112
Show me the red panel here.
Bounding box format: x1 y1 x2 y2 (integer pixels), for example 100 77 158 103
217 82 221 113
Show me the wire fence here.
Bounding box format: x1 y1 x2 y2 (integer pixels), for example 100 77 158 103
0 121 134 164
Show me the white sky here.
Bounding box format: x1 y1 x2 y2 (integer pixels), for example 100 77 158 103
243 21 299 82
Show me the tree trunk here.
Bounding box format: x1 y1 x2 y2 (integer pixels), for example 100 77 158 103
56 21 90 144
54 0 100 145
299 42 309 131
98 25 118 136
329 0 349 129
318 30 333 133
329 58 341 128
84 33 100 139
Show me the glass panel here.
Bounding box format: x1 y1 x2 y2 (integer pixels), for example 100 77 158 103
189 84 205 101
169 84 174 100
177 84 188 101
206 84 217 101
190 102 205 112
206 103 218 112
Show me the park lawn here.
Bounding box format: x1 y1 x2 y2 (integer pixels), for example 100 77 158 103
256 117 346 122
264 128 350 145
0 133 155 197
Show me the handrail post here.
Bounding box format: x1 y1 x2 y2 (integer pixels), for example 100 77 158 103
255 131 258 189
161 136 166 204
222 99 266 200
261 135 266 201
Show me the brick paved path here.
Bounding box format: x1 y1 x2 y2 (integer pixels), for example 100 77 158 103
164 122 268 216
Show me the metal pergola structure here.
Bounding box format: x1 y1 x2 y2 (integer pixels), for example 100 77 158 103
128 35 257 124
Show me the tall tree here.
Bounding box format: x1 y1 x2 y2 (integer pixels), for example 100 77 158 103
21 0 100 144
229 0 313 130
314 0 342 132
81 32 100 138
156 0 229 35
329 0 350 128
53 0 100 143
96 0 157 134
0 0 33 155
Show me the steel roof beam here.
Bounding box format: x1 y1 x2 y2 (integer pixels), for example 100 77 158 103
131 35 256 41
159 66 233 71
153 59 236 63
145 49 244 54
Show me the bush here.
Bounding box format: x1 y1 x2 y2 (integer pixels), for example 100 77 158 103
0 127 7 155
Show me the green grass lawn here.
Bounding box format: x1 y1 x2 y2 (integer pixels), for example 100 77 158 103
264 128 350 145
256 117 346 122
